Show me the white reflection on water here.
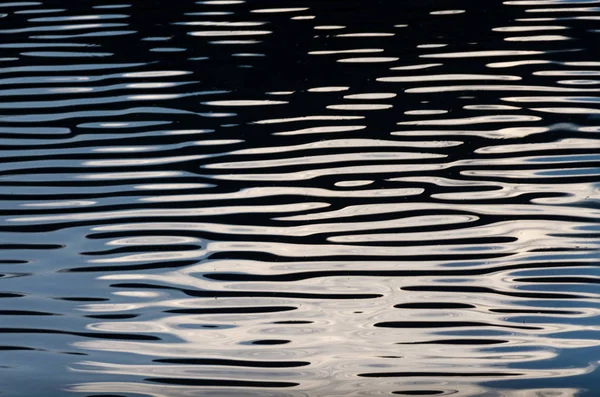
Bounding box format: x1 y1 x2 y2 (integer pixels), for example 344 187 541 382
68 382 308 397
140 186 424 203
90 214 475 240
344 93 396 100
251 8 309 14
189 30 272 37
70 274 597 395
271 125 366 136
337 57 399 63
378 74 522 82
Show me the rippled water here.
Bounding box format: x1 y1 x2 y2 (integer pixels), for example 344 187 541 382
0 0 599 396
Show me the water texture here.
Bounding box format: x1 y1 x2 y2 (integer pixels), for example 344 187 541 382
0 0 599 396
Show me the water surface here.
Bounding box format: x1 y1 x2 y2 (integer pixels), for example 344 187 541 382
0 0 599 396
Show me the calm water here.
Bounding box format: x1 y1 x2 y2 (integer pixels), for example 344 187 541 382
0 0 599 396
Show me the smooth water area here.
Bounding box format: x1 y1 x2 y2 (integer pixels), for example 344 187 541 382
0 0 599 396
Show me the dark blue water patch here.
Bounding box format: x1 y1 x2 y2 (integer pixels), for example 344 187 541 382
482 346 600 397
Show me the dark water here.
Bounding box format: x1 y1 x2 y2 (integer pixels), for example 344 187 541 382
0 0 599 396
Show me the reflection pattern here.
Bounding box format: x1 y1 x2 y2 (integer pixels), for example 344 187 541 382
0 0 599 396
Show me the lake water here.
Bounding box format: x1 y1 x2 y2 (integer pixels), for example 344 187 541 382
0 1 599 396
